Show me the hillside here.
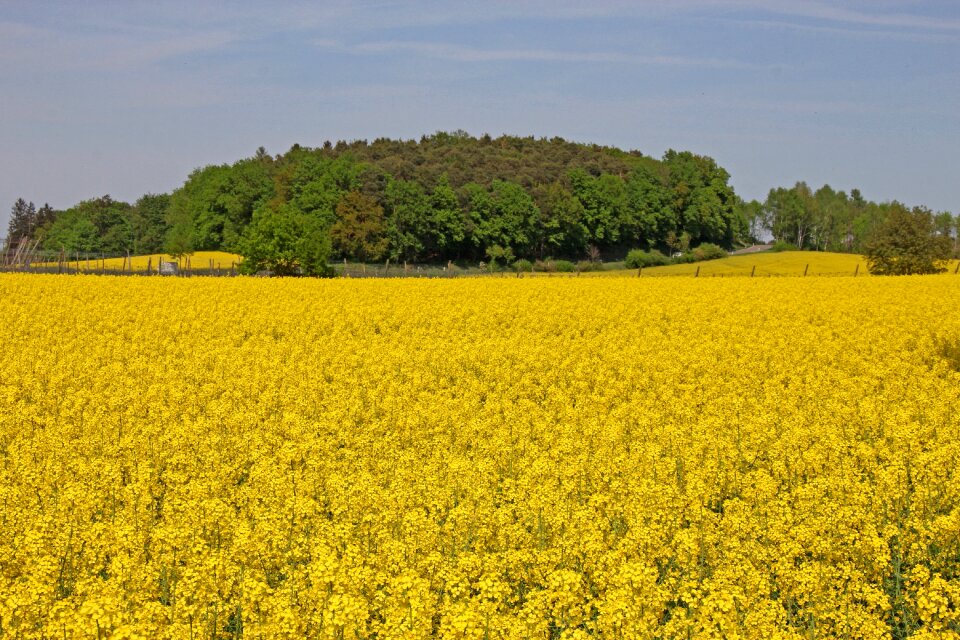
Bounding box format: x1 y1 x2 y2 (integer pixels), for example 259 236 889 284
12 134 745 268
7 133 955 277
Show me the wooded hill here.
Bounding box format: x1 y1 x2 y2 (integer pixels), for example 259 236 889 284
7 133 743 266
5 132 957 273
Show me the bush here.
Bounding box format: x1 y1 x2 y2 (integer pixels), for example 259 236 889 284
625 249 670 269
576 260 605 272
533 259 554 273
770 240 799 252
691 243 728 261
238 205 334 277
513 259 533 273
865 205 951 275
554 260 576 273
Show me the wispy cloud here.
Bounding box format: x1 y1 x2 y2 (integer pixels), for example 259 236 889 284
318 39 770 69
0 19 238 73
719 17 959 42
758 1 960 32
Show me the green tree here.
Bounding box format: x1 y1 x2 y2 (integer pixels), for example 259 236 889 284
466 180 539 257
384 179 431 262
427 176 465 258
933 211 958 257
34 204 57 233
6 198 36 245
42 196 131 254
624 166 671 248
239 203 332 276
662 150 739 247
532 181 587 258
865 205 952 275
330 191 388 262
130 194 170 254
166 158 274 251
569 169 623 246
42 210 100 253
290 155 362 227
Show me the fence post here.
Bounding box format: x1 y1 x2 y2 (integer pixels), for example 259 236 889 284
750 265 756 278
954 261 959 275
854 264 859 277
637 267 642 277
803 264 809 277
695 265 700 278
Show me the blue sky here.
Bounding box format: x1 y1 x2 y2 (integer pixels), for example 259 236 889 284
2 1 958 230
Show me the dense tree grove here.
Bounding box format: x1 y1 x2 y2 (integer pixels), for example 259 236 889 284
864 205 953 275
742 182 958 256
6 133 957 272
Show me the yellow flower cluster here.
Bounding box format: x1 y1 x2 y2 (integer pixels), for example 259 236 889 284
0 274 959 639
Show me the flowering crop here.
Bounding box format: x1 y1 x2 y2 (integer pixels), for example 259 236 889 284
1 274 959 639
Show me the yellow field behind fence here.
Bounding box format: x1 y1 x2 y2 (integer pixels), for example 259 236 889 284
41 251 242 272
1 274 960 638
597 251 960 278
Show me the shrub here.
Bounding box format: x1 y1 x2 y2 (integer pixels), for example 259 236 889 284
554 260 576 273
691 243 728 261
625 249 670 269
577 260 604 272
513 259 533 273
770 240 800 252
865 205 951 275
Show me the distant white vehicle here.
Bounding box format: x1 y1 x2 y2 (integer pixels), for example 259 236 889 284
671 252 683 258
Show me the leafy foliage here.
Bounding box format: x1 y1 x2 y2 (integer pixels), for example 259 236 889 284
6 199 37 247
625 249 669 268
239 204 333 276
8 134 956 271
865 205 952 275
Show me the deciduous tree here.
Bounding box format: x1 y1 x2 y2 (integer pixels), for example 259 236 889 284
864 205 951 275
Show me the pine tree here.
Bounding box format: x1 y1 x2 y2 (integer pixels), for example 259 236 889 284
35 203 57 230
7 198 37 245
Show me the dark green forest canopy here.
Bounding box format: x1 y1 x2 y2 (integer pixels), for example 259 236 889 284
6 133 957 270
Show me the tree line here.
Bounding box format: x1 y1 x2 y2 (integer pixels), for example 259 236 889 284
5 132 957 274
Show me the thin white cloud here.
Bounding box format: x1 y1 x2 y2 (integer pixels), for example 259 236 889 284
320 39 771 70
756 1 960 32
271 1 960 34
720 17 959 42
0 19 238 73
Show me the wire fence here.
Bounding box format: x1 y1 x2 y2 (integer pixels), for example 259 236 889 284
0 240 240 277
3 239 960 279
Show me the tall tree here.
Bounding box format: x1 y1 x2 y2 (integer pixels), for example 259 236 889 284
662 150 738 247
865 204 951 275
330 191 388 262
426 176 465 259
239 202 332 276
384 179 431 262
35 204 57 231
130 194 170 254
7 199 36 245
42 196 131 254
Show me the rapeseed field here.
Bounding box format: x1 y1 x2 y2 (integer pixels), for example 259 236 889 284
1 274 959 639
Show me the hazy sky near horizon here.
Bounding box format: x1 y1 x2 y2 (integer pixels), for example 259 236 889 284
2 0 958 229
